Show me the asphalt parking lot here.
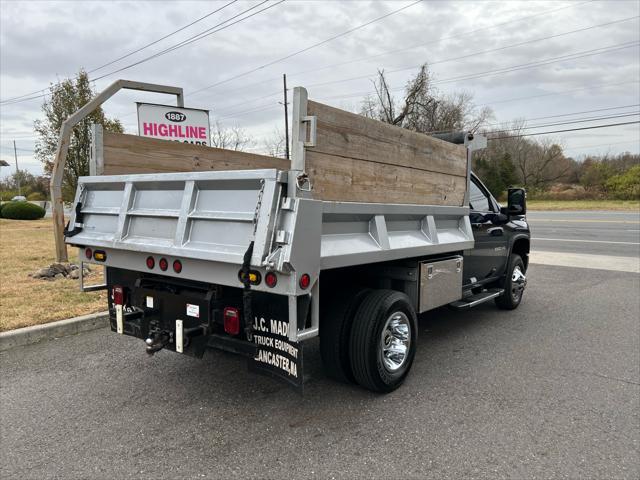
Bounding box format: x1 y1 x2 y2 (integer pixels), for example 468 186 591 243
1 212 639 479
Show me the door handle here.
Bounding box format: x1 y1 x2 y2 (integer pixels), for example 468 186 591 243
488 227 504 237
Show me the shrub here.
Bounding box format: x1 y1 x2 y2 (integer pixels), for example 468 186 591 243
605 165 640 200
0 190 19 202
1 201 46 220
27 192 47 201
0 202 5 217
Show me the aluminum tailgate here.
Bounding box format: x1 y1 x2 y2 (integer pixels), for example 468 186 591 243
65 169 283 267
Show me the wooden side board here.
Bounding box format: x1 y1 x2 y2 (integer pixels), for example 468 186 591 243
306 100 467 177
305 100 468 206
306 151 466 206
102 132 289 175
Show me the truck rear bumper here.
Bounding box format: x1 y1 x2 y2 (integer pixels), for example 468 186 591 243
107 267 306 390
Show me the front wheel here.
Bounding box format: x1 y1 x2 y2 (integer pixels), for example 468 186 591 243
349 290 418 393
495 254 527 310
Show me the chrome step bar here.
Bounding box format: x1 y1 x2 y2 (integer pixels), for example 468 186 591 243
449 288 504 310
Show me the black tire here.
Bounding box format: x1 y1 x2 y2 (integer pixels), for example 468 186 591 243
349 290 418 393
320 288 371 383
495 254 526 310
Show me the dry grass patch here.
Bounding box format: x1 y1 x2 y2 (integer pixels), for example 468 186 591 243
527 200 640 211
0 218 106 331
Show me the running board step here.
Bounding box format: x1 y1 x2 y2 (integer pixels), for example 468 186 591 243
449 289 504 310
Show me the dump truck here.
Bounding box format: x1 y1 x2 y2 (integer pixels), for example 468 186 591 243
65 87 530 393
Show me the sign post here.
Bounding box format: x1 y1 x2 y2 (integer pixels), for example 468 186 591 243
137 103 211 146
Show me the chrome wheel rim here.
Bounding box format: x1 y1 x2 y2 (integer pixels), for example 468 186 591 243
380 311 411 372
511 265 527 302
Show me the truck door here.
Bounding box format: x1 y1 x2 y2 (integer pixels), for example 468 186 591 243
463 176 509 286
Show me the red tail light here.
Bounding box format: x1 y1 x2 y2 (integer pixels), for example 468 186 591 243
146 256 155 269
159 258 168 271
85 248 92 260
265 272 277 288
299 273 311 290
113 285 124 306
223 307 240 336
173 260 182 273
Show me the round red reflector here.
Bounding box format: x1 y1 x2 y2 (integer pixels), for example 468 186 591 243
173 260 182 273
299 273 311 290
146 256 155 269
85 248 92 260
265 272 277 288
159 258 168 271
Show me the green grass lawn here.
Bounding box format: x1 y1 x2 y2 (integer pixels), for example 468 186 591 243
0 218 106 331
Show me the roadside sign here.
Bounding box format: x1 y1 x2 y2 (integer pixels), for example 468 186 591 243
137 102 211 146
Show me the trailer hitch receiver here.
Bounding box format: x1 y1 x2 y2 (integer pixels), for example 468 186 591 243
145 331 170 355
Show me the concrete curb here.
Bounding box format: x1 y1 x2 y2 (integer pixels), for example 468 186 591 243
0 311 109 352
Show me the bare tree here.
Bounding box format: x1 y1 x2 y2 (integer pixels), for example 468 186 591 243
262 128 288 158
483 122 573 191
210 120 253 151
360 64 492 134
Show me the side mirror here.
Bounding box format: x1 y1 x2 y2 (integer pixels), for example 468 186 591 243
507 188 527 216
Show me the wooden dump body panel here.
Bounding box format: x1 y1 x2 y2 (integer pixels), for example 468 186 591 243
305 100 467 206
101 132 289 175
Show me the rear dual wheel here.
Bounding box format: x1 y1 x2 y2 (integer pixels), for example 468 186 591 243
321 289 418 393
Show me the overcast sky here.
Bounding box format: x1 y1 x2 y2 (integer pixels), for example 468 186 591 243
1 0 639 178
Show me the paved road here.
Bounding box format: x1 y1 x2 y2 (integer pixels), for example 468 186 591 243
2 264 639 479
1 211 639 479
528 210 640 258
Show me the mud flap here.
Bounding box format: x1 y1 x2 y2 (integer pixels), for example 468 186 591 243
248 292 306 393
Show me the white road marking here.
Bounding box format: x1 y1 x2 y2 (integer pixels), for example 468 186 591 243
528 219 640 224
530 251 640 273
533 237 640 246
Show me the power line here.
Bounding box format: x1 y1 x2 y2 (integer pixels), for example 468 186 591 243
318 42 639 102
87 0 239 74
0 0 284 106
93 0 283 82
213 44 638 119
191 0 597 104
485 112 639 135
303 15 640 89
477 80 640 107
195 15 639 114
487 121 640 140
188 0 424 97
563 139 640 151
286 0 598 80
204 36 640 119
486 104 640 125
422 106 640 134
0 1 240 104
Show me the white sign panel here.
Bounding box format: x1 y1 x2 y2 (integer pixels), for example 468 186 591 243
137 102 211 146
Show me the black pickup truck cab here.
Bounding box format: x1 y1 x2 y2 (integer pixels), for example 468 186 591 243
462 173 530 310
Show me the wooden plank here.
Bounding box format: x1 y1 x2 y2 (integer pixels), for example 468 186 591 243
102 132 289 175
306 100 467 178
306 151 466 206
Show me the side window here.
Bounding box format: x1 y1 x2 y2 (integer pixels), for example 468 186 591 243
469 179 491 212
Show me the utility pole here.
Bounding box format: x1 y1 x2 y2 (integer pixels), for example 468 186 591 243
13 140 21 196
283 74 290 160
